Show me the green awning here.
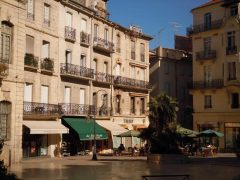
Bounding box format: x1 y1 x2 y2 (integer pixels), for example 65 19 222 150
63 117 108 140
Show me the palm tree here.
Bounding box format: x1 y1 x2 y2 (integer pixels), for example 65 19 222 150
141 93 180 154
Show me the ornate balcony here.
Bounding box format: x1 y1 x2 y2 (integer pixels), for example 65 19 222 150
94 71 113 84
226 46 237 55
93 37 114 53
41 58 54 74
60 63 94 79
195 50 217 61
24 53 38 71
65 26 76 42
114 76 152 90
80 31 90 46
188 79 224 90
59 103 90 116
187 19 223 35
23 102 59 116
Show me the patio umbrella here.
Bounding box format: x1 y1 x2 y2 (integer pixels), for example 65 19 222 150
116 130 140 137
176 126 199 137
199 129 224 137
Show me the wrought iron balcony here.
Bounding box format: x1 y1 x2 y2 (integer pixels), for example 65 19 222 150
114 76 152 89
195 50 217 61
24 53 38 70
226 46 237 55
187 20 223 35
188 79 224 89
94 71 113 84
93 37 114 53
23 102 59 116
59 103 90 115
60 63 94 79
41 58 54 72
80 31 90 46
65 26 76 42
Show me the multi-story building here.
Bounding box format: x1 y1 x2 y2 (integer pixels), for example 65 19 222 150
149 36 192 128
188 0 240 151
0 0 152 164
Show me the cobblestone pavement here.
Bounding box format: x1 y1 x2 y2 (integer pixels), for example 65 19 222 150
9 154 240 180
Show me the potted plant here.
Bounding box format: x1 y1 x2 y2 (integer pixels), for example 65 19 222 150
140 93 186 163
42 57 54 71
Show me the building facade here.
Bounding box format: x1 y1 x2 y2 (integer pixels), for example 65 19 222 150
188 0 240 151
149 42 192 128
0 0 152 164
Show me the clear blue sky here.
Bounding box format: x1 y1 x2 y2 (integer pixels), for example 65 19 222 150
108 0 209 49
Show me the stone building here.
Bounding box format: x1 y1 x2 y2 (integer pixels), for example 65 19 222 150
149 38 192 128
188 0 240 151
0 0 152 164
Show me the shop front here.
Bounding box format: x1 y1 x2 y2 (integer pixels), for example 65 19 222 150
224 122 240 150
22 120 69 158
62 117 108 155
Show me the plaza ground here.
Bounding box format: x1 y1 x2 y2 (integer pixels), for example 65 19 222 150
9 154 240 180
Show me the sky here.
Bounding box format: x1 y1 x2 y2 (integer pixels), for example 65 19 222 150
108 0 210 49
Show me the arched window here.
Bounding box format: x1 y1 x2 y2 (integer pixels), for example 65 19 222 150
0 101 11 140
1 21 13 64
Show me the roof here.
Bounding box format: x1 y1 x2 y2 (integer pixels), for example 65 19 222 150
191 0 223 12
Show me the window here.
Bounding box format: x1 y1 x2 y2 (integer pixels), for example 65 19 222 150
230 5 238 17
41 85 49 104
204 13 211 30
231 93 239 109
164 63 170 74
24 83 33 102
227 31 235 48
93 59 97 73
1 21 12 63
164 82 171 95
66 12 72 27
116 34 121 53
140 68 145 81
130 66 135 79
64 87 71 104
27 0 34 20
115 95 121 114
93 92 97 106
103 62 108 74
41 41 50 59
204 95 212 109
94 24 99 38
115 64 121 76
228 62 236 80
130 97 135 114
140 98 145 115
0 101 11 140
81 19 87 32
65 50 72 64
131 40 135 60
79 88 85 105
204 65 212 83
80 54 86 67
140 43 145 62
43 3 50 27
104 28 108 41
26 35 34 55
203 37 211 53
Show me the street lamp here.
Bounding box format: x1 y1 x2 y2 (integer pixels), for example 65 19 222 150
88 89 108 161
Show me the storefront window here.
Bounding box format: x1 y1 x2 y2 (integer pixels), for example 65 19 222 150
225 123 240 149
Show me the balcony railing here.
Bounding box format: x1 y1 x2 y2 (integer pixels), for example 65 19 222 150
93 37 114 53
80 31 90 46
24 53 38 69
114 76 152 89
195 50 217 61
60 63 94 79
226 46 237 55
41 58 54 72
97 106 111 117
188 79 224 89
187 20 223 35
23 102 59 116
65 26 76 42
94 71 113 84
59 103 90 115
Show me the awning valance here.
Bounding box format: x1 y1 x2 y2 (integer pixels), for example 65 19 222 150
63 117 108 140
23 120 69 134
96 120 128 136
